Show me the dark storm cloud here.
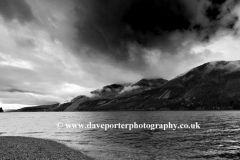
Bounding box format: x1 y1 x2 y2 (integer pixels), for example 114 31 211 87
73 0 239 67
0 0 34 23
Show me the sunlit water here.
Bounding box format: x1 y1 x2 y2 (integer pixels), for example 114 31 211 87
1 111 240 160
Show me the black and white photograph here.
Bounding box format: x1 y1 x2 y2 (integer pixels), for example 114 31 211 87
0 0 240 159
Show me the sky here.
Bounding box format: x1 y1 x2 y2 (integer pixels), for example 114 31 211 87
0 0 240 109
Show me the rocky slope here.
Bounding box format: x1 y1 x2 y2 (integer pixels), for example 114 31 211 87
16 60 240 111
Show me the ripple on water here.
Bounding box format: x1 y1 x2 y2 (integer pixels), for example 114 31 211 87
2 111 240 160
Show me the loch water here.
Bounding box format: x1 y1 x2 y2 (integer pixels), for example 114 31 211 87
0 111 240 160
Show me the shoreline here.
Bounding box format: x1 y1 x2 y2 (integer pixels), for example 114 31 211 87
0 136 93 160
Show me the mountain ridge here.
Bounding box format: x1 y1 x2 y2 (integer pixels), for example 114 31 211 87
15 60 240 111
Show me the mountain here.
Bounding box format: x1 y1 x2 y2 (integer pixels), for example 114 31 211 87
54 78 167 111
90 78 168 98
71 60 240 111
15 78 168 112
15 60 240 111
168 60 240 110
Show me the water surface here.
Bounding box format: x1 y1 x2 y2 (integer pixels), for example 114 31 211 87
0 111 240 160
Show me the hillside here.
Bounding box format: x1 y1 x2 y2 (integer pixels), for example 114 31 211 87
73 60 240 111
15 60 240 111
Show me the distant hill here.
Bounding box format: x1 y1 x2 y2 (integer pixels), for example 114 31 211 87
15 60 240 111
16 103 59 112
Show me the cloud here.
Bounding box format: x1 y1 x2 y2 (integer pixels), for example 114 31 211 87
206 61 240 73
0 15 98 108
0 0 35 23
0 9 140 109
24 0 240 80
120 85 140 94
0 0 240 109
0 88 40 94
72 0 239 69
